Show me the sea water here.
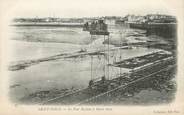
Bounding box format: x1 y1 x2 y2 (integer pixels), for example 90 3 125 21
8 25 174 104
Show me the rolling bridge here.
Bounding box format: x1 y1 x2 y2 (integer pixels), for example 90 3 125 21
41 19 176 105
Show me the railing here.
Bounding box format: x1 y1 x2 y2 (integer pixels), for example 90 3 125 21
76 64 175 105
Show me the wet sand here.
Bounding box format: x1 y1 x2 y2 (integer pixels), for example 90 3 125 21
8 25 176 104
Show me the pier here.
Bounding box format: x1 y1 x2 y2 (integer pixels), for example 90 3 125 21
41 52 175 105
128 22 177 38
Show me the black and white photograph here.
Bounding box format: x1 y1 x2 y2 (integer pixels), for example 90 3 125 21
0 0 184 114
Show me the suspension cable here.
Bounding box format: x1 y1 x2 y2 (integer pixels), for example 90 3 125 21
108 35 110 80
104 35 106 78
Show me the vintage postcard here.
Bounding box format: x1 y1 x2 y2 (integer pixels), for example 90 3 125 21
0 0 184 115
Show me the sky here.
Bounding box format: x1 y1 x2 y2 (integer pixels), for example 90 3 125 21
3 0 175 18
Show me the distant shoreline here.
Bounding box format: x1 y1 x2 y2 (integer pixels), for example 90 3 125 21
11 23 83 27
